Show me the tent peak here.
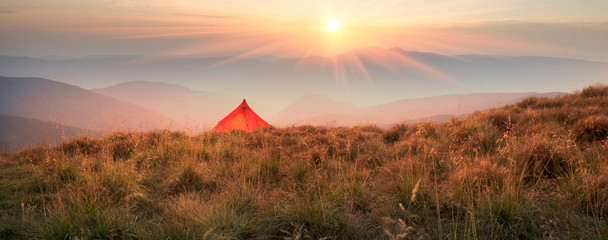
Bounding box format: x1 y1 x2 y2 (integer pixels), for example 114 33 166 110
212 98 271 132
240 99 249 108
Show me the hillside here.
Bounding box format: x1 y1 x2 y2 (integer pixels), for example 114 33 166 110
274 92 565 126
0 76 178 131
0 114 98 153
271 94 361 124
92 81 272 129
1 85 607 239
95 82 563 127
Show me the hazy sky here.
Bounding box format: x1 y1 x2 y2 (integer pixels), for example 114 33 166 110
1 0 608 61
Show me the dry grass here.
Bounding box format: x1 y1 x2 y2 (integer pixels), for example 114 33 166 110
1 85 608 239
574 115 608 145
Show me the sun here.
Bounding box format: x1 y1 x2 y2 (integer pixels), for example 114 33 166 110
325 18 342 32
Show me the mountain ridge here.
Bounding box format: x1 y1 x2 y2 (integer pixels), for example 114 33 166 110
274 91 566 126
0 76 178 131
91 80 273 130
1 47 605 108
0 113 97 153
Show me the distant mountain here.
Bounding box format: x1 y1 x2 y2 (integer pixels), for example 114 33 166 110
0 55 264 91
271 94 361 125
0 114 97 153
91 80 568 127
92 81 272 130
265 47 605 105
1 48 605 109
274 92 566 126
354 92 567 124
0 76 177 131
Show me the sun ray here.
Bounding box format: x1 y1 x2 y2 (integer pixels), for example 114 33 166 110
52 0 566 93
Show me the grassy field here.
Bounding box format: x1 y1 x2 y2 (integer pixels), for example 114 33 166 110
1 86 607 239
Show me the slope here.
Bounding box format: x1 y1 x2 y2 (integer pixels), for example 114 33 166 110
0 76 177 131
275 92 565 126
92 81 272 130
271 94 361 125
1 48 606 108
1 85 607 239
0 114 98 153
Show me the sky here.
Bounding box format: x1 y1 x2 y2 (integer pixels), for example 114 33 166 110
1 0 608 62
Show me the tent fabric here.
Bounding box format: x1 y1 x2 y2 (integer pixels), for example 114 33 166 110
212 99 271 132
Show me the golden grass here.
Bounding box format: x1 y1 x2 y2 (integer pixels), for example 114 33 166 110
1 85 607 239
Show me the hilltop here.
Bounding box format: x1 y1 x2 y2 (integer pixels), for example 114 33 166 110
1 76 567 152
0 114 99 152
273 91 565 126
0 76 177 131
1 85 607 239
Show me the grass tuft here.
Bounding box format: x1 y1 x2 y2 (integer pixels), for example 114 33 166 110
573 115 608 145
1 84 608 239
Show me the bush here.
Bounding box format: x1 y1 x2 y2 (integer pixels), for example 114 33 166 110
555 108 584 126
485 110 517 132
449 121 501 156
514 138 570 180
356 125 384 134
412 122 440 139
517 96 538 109
166 164 217 195
55 161 81 184
383 123 408 144
476 187 540 239
580 85 608 98
258 196 364 239
98 168 141 204
449 158 508 194
258 151 282 183
586 174 608 217
464 123 501 156
43 185 137 239
110 141 135 161
573 115 608 144
59 137 101 155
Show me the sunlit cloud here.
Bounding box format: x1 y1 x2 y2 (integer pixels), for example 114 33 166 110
1 0 608 88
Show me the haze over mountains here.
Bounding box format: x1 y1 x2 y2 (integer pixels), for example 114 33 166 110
91 81 272 131
1 47 606 110
272 92 565 127
92 80 565 127
0 76 177 131
1 47 606 151
0 114 97 152
0 75 568 152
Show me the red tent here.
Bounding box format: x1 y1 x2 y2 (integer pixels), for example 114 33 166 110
212 99 271 132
